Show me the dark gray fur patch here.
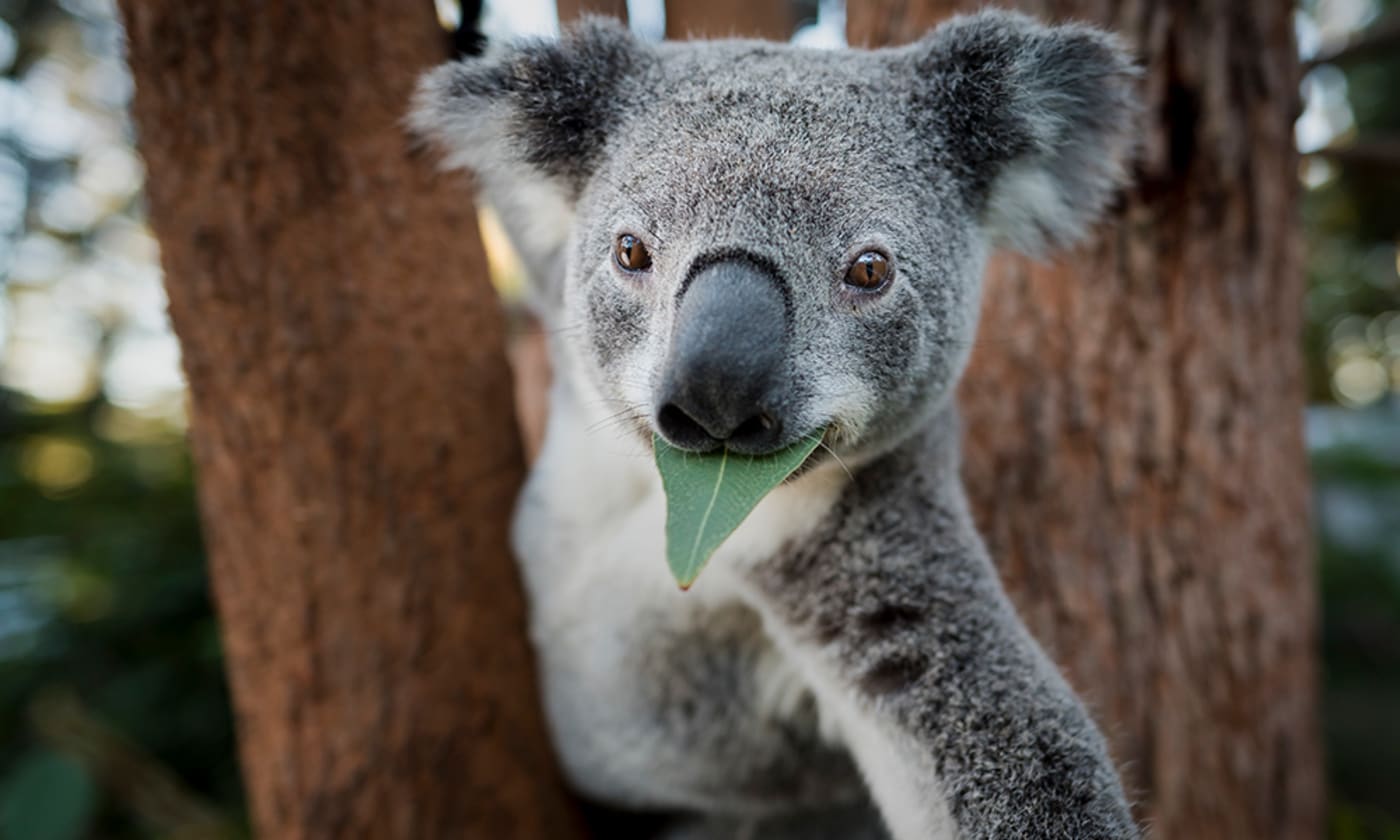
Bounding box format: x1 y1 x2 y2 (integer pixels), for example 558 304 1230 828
750 412 1138 838
502 19 647 188
858 653 929 697
623 604 867 810
586 275 646 373
856 602 928 635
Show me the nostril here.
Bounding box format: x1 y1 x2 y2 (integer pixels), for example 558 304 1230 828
658 402 717 449
731 411 780 445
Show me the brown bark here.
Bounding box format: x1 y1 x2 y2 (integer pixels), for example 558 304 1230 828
119 3 584 838
664 0 798 41
557 0 629 23
509 320 552 465
851 3 1322 838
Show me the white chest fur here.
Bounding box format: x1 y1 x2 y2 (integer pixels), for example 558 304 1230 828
509 371 850 808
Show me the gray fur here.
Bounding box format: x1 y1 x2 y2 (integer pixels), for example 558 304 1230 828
413 10 1139 839
750 409 1137 839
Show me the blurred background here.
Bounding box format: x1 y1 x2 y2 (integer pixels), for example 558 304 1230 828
0 0 1395 837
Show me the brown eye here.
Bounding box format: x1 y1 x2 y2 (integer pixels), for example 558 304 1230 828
615 234 652 272
846 251 891 290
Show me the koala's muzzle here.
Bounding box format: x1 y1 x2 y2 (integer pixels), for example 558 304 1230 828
657 259 790 454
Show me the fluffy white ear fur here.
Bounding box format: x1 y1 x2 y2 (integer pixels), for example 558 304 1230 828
980 65 1137 256
407 19 642 321
408 58 508 176
408 57 576 321
984 151 1130 257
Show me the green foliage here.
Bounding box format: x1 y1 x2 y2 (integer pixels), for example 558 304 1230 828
0 388 245 837
1300 2 1400 407
1299 6 1400 826
1311 408 1400 835
0 749 95 840
655 433 823 588
1330 800 1400 840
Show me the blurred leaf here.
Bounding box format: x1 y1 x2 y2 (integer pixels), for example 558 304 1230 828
0 749 95 840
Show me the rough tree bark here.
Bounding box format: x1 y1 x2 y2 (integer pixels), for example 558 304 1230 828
665 0 798 41
850 3 1322 838
119 3 584 838
557 0 629 24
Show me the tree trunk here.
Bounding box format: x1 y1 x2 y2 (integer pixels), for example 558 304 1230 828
664 0 797 41
557 0 629 23
850 3 1322 838
119 4 584 838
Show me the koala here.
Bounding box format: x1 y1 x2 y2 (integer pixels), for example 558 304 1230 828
413 10 1140 840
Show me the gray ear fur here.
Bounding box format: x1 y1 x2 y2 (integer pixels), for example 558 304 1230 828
910 10 1140 255
409 17 645 319
409 16 644 194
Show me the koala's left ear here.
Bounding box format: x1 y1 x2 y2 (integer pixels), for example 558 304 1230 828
409 17 646 197
907 11 1140 256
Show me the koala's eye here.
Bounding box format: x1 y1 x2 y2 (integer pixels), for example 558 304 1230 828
845 251 891 291
614 234 653 273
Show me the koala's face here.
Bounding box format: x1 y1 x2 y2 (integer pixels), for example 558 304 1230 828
413 14 1136 460
568 45 984 458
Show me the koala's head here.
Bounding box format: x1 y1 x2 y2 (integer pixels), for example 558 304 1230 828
412 12 1136 461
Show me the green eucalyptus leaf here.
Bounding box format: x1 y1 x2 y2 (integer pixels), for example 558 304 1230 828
654 433 824 589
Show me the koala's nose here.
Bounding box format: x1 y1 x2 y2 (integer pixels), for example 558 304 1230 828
657 258 788 454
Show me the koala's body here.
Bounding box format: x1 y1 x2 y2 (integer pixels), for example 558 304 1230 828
414 12 1140 839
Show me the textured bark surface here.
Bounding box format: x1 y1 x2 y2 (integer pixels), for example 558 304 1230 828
557 0 629 23
119 4 584 838
665 0 798 41
851 3 1322 838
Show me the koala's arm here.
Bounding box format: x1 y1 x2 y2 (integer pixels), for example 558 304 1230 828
747 426 1137 840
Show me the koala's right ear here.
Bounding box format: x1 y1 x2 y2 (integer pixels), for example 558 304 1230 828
409 17 646 198
906 11 1140 256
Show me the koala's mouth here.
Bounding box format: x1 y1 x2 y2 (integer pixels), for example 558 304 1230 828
645 417 837 480
783 442 831 481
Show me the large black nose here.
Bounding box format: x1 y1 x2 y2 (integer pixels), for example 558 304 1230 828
657 258 789 454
